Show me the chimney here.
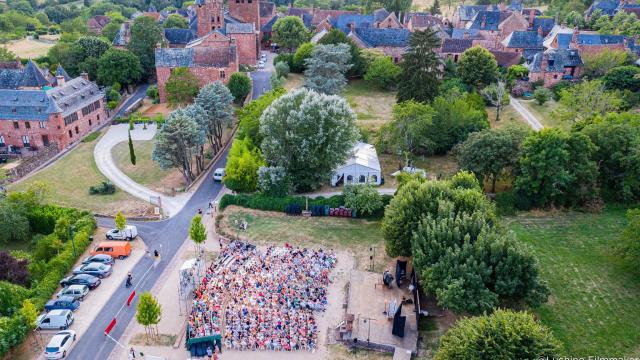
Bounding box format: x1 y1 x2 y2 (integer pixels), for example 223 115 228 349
481 15 487 29
572 26 579 45
56 74 65 86
528 8 535 27
537 25 543 36
540 52 548 76
80 72 89 81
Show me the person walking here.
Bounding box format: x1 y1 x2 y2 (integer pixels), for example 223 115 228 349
128 347 136 359
206 345 213 359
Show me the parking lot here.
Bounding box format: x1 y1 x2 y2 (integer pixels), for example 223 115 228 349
34 227 145 360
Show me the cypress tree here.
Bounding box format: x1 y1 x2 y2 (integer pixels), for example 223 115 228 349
128 130 136 166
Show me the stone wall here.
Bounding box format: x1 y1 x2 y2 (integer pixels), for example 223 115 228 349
229 33 259 65
229 0 260 30
157 64 239 103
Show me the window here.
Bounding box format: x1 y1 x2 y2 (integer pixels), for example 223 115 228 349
346 175 353 183
82 101 100 115
371 174 378 183
25 122 30 129
220 70 226 79
0 135 5 147
13 122 19 129
89 119 92 126
359 175 366 183
39 121 46 128
22 135 30 146
42 135 49 147
553 74 558 79
75 126 79 134
64 112 79 125
68 130 73 138
97 114 100 121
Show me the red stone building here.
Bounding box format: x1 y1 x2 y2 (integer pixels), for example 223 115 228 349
0 66 106 152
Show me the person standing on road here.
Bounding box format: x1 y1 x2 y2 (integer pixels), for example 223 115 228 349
206 346 213 359
128 347 136 359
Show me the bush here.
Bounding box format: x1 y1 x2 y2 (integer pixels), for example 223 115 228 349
107 100 118 110
146 85 159 103
343 184 383 216
494 191 517 215
292 42 313 72
107 88 121 102
81 131 101 143
89 181 116 195
364 56 401 90
550 81 572 101
257 166 291 197
275 61 290 78
227 72 252 104
533 87 552 105
273 53 293 69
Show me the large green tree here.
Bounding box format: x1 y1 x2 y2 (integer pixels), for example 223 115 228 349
364 56 401 90
0 200 30 244
128 15 163 78
456 125 529 193
237 88 287 146
303 43 352 95
457 46 498 89
515 129 598 208
194 82 234 155
380 100 434 161
165 67 199 106
163 13 188 28
97 48 142 86
434 310 561 359
152 110 204 184
429 94 489 154
317 29 365 77
66 36 111 78
557 80 623 122
292 42 314 73
271 16 308 52
397 29 442 103
259 88 359 192
226 72 251 104
603 66 640 91
224 137 266 193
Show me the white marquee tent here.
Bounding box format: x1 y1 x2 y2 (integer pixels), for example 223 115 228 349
331 142 382 186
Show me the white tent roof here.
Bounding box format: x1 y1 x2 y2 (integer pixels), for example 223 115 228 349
180 258 198 271
338 142 381 171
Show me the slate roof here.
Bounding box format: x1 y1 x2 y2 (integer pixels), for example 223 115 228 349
334 14 374 33
0 90 58 121
155 46 235 68
287 7 310 18
53 65 71 86
502 30 544 49
490 50 521 67
260 15 280 32
527 48 582 72
531 17 555 35
441 38 472 53
352 28 410 47
164 28 197 44
259 1 275 17
113 23 129 46
450 28 481 39
373 8 390 22
467 10 502 31
456 5 498 22
226 22 255 33
0 60 51 89
47 77 104 117
586 0 619 16
406 12 443 28
507 0 523 11
543 25 573 49
576 33 624 45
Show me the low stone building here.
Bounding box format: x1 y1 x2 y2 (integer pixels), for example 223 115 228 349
348 28 410 62
526 48 582 87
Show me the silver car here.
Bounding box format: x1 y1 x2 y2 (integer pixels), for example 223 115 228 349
57 285 89 301
72 262 112 278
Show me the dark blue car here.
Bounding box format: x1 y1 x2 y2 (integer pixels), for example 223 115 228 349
44 296 80 312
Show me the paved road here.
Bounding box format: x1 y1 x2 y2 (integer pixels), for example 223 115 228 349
509 96 544 131
68 75 273 360
114 84 150 119
250 71 272 100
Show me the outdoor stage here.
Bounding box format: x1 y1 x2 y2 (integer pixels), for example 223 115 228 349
339 270 419 354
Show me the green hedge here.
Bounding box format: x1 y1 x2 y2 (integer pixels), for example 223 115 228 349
0 205 96 358
220 193 393 220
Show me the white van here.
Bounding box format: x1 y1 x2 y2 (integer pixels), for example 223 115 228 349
213 168 225 181
36 309 74 330
105 225 138 241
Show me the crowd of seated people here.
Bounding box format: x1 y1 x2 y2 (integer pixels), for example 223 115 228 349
187 240 337 352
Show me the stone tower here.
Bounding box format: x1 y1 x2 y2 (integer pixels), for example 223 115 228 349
228 0 261 31
196 0 225 37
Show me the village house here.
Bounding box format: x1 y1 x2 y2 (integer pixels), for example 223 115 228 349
586 0 640 18
439 38 473 62
87 15 110 35
465 10 530 49
348 27 411 61
526 48 582 86
0 62 106 152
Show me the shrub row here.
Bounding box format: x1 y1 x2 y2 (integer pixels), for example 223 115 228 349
219 193 393 220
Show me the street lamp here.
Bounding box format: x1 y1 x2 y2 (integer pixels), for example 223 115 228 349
69 225 76 257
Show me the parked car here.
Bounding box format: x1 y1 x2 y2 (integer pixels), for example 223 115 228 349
57 285 89 301
44 330 76 359
213 168 225 181
44 296 80 312
36 310 74 330
72 262 112 278
59 274 101 289
90 241 132 260
105 225 138 240
82 254 114 266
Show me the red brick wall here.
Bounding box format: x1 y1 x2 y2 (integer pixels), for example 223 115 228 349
196 0 224 37
0 99 105 151
157 63 239 103
376 46 406 62
376 15 402 29
229 0 260 30
529 66 582 87
229 33 258 65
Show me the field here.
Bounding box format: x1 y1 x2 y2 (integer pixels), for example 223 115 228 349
487 103 529 129
519 98 572 131
508 208 640 356
112 139 185 194
343 79 396 130
8 132 152 217
5 36 57 58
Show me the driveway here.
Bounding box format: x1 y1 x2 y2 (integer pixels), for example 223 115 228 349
509 96 544 131
93 123 190 217
114 84 150 119
250 51 275 99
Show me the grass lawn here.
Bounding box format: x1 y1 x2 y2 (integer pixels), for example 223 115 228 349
112 139 185 194
8 132 151 217
218 206 392 272
6 37 57 58
508 208 640 356
343 79 396 131
519 99 572 131
283 73 304 91
487 104 531 130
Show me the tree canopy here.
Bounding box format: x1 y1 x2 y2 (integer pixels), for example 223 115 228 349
224 137 265 193
97 48 142 86
163 13 188 28
457 46 498 89
259 88 359 192
165 67 199 106
397 29 442 103
303 43 352 95
317 29 365 77
128 15 163 78
227 72 251 104
271 16 308 52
